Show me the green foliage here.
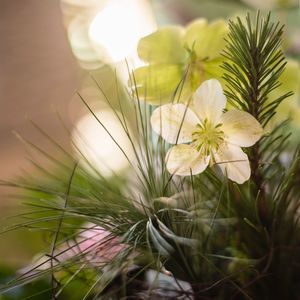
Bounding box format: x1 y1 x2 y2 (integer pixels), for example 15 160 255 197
222 12 293 127
1 11 300 300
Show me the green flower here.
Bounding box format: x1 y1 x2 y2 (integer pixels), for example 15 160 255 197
130 19 228 105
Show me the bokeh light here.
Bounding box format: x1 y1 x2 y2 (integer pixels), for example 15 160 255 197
62 0 156 69
72 109 134 177
89 0 156 64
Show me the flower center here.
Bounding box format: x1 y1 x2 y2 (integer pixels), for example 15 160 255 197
192 120 224 156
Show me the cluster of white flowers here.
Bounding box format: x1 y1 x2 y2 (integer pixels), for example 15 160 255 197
151 79 263 184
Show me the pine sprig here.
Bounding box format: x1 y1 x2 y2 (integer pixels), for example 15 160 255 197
222 12 294 204
222 12 293 127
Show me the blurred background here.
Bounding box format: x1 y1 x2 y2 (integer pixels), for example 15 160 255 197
0 0 299 297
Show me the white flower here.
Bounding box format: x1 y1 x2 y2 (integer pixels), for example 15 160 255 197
151 79 263 184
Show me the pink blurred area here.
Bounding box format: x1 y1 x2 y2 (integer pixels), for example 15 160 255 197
20 224 127 276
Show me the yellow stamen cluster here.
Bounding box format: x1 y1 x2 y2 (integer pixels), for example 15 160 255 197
192 120 224 156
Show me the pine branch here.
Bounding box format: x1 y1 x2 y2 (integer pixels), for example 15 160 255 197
222 11 293 127
222 12 293 224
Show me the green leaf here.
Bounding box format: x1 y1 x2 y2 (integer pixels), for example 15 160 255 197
137 26 186 64
147 219 174 257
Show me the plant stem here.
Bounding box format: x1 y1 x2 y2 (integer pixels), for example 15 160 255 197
248 45 267 225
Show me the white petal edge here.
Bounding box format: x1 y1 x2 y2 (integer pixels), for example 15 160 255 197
151 103 200 144
220 110 263 147
166 144 210 176
193 79 226 125
214 144 250 184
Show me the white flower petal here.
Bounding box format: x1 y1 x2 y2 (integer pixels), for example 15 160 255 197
166 144 210 176
151 103 199 144
214 144 250 184
221 110 263 147
193 79 226 125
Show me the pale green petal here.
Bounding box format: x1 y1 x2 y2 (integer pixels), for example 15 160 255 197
177 58 226 103
151 104 199 144
271 59 300 125
221 110 263 147
203 58 226 83
277 99 300 129
166 144 210 176
130 64 182 105
183 18 207 50
193 79 226 125
177 82 195 104
184 19 228 60
137 26 186 64
178 65 206 103
214 144 250 184
272 59 300 103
